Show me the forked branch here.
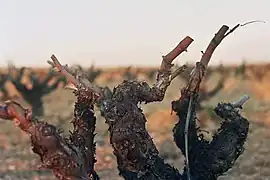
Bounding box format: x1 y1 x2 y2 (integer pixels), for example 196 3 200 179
135 36 193 104
48 55 102 100
172 24 251 180
96 36 193 180
1 58 101 179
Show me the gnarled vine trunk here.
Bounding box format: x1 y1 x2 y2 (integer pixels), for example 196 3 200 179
0 24 251 180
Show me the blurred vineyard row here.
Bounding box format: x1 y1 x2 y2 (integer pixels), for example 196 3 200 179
1 61 270 102
1 61 270 126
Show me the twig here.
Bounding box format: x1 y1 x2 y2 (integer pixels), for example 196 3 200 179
170 65 188 81
48 55 79 86
48 54 102 99
231 95 249 108
224 20 266 38
184 95 193 180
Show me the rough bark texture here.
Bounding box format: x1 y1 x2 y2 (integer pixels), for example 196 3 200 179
97 36 193 179
177 63 226 111
0 25 251 180
100 80 182 180
0 83 99 180
171 24 250 180
172 90 249 180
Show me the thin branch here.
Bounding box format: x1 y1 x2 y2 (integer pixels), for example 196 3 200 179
131 36 193 104
147 36 193 101
184 96 193 180
157 36 193 82
48 54 102 99
224 20 266 38
171 65 188 81
200 20 265 69
231 95 249 108
186 22 255 95
48 55 79 86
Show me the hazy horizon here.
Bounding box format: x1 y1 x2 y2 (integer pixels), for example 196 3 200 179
0 0 269 67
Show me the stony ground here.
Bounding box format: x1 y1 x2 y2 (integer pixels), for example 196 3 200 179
0 71 270 180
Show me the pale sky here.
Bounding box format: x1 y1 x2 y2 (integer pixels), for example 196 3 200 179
0 0 269 67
